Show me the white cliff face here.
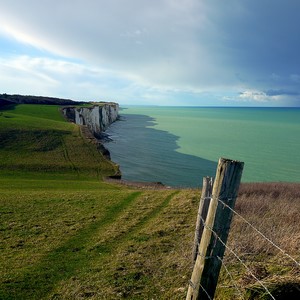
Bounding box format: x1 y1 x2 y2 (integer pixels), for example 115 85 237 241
63 103 119 136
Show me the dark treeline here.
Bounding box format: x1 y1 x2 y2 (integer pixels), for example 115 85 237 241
0 93 87 106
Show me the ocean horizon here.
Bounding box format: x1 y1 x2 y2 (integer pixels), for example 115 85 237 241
104 106 300 187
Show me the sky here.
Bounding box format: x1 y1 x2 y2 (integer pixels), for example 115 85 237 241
0 0 300 106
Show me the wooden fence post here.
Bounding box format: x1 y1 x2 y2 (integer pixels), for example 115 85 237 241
186 158 244 300
192 176 214 263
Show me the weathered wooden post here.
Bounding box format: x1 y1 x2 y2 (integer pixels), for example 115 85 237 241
192 176 214 263
186 158 244 300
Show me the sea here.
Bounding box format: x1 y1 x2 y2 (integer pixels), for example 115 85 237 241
104 107 300 188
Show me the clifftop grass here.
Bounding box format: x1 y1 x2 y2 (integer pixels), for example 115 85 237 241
0 104 119 180
1 179 299 299
0 103 299 299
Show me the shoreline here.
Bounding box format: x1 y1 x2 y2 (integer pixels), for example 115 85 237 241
79 124 122 179
102 107 300 184
105 177 300 192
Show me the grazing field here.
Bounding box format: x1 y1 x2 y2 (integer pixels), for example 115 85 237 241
0 103 299 299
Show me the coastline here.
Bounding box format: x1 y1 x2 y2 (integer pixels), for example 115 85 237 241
78 121 122 180
104 107 300 186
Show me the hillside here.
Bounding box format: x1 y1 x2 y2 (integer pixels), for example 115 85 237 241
0 103 299 299
0 103 120 180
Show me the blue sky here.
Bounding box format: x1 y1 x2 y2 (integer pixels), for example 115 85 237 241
0 0 300 106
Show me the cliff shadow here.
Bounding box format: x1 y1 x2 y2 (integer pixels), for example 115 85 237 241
104 113 217 188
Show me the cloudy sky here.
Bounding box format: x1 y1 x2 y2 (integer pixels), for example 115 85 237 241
0 0 299 106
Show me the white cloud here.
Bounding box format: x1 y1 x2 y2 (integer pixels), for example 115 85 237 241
234 90 300 107
0 55 130 100
238 90 284 102
0 1 300 106
0 54 195 104
0 0 229 92
239 90 269 102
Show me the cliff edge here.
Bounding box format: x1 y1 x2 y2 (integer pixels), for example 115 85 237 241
62 103 121 178
62 103 119 138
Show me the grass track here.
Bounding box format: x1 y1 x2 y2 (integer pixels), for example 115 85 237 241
0 182 183 300
0 191 142 300
1 104 300 299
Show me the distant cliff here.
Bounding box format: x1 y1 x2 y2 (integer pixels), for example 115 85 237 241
62 103 119 138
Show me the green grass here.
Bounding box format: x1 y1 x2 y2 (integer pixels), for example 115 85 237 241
0 177 188 299
0 103 192 299
0 182 141 299
0 104 299 299
0 104 119 179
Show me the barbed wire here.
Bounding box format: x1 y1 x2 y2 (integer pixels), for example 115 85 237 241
188 279 213 300
199 283 213 300
214 231 276 300
198 215 276 300
217 255 245 300
216 197 300 268
198 195 300 268
191 189 299 299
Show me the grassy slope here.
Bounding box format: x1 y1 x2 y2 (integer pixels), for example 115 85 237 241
0 104 299 299
0 104 119 180
0 178 191 299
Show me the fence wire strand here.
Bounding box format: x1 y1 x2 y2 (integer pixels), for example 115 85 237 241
199 215 276 300
190 189 299 299
217 197 300 268
199 283 213 300
188 279 213 300
217 256 245 300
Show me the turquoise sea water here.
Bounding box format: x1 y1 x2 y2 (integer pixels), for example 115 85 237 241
105 107 300 187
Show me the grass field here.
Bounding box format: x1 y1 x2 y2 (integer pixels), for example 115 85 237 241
0 178 192 299
0 104 120 180
0 103 299 299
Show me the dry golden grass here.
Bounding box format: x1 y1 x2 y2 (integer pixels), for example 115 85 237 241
232 183 300 255
1 179 299 299
214 182 300 299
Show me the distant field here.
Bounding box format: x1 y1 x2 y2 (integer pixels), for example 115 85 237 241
0 104 299 299
0 104 119 180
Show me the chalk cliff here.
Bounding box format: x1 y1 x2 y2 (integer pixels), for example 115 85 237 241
62 103 119 138
62 103 121 179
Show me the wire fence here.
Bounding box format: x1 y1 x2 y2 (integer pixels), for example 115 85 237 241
192 195 300 299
